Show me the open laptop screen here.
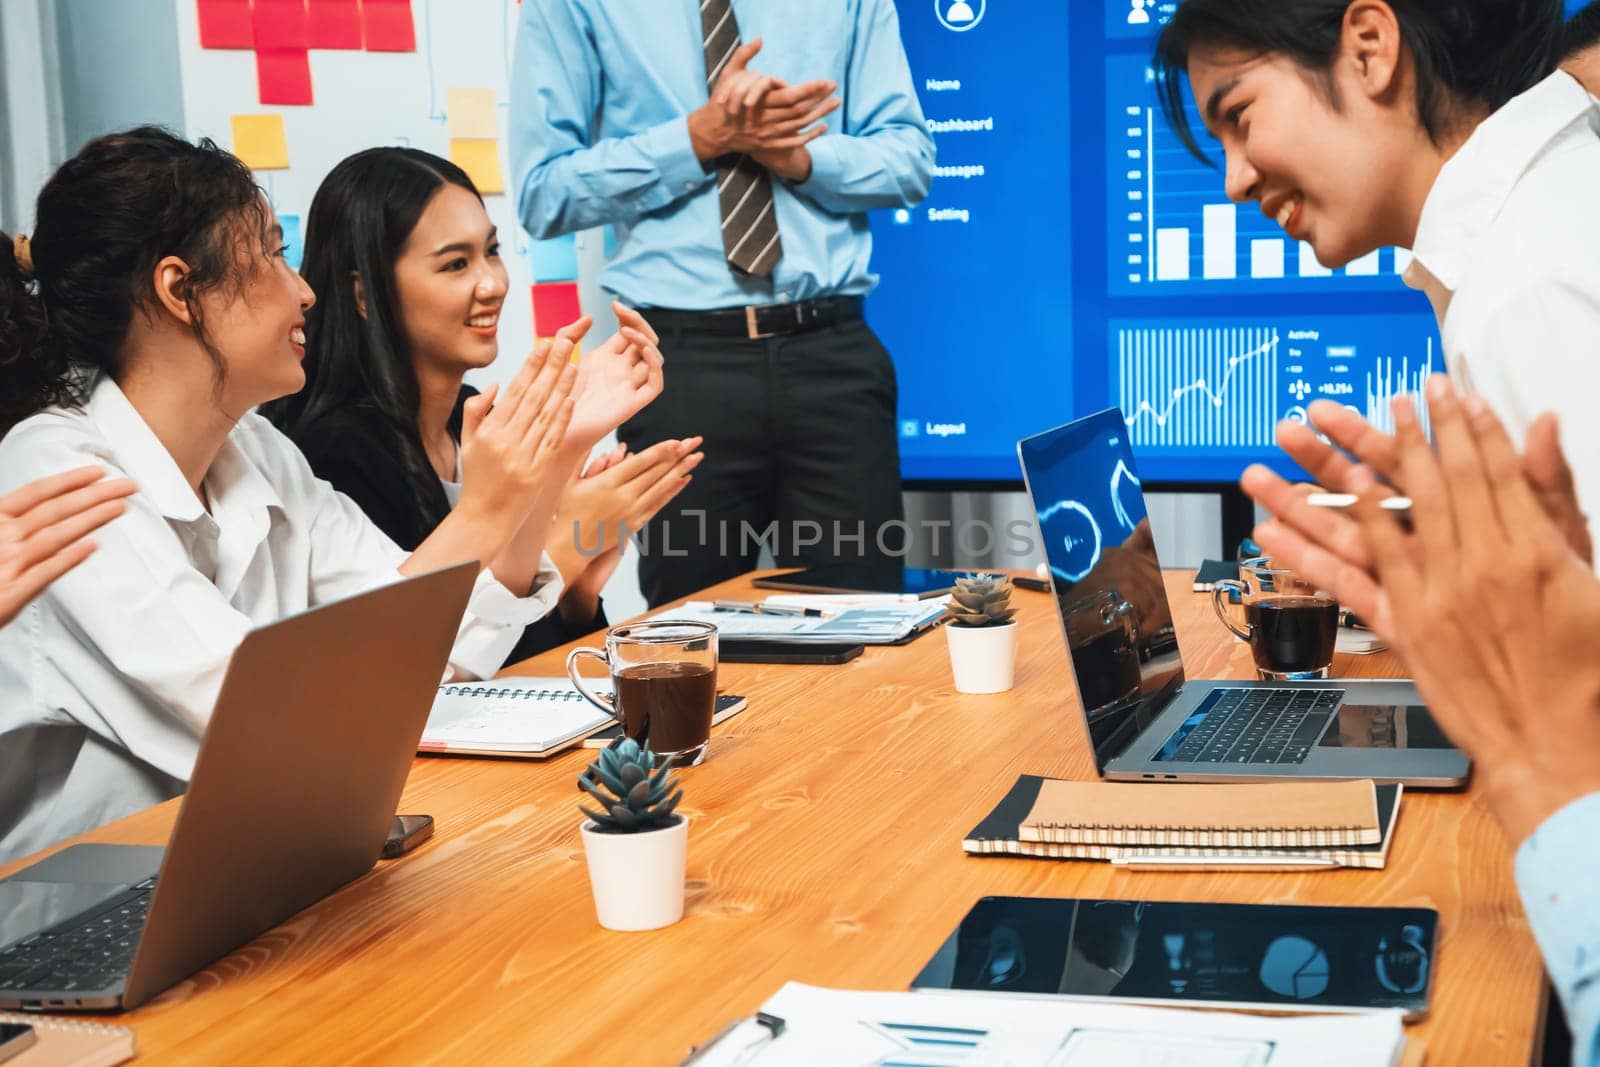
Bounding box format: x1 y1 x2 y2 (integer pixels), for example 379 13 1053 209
1018 410 1184 770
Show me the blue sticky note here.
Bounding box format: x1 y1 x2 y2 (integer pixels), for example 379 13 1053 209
279 213 304 271
528 233 578 282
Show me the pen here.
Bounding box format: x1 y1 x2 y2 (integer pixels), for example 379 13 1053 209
677 1011 786 1066
712 599 831 618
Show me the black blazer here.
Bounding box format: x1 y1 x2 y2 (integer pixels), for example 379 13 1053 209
291 386 605 666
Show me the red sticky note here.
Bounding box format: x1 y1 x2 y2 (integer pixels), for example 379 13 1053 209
532 282 582 336
253 0 310 50
362 0 416 52
308 0 363 49
196 0 254 48
257 49 314 106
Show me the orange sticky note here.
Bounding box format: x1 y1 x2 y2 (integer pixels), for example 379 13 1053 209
231 113 290 170
448 138 504 195
446 87 498 140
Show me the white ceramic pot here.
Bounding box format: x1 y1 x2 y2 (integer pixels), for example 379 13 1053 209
580 815 688 931
945 621 1018 694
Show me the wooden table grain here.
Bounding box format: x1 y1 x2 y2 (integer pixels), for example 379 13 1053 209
0 572 1547 1064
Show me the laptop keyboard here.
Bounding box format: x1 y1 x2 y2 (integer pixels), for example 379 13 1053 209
0 879 154 995
1155 688 1344 765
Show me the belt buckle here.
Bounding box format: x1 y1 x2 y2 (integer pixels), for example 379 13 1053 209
745 305 777 341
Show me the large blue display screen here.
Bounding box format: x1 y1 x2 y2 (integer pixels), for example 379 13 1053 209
867 0 1588 485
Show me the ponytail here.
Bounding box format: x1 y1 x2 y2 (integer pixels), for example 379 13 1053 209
0 231 74 433
0 126 268 432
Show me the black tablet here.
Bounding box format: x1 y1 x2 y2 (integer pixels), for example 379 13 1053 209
913 896 1437 1020
752 565 960 598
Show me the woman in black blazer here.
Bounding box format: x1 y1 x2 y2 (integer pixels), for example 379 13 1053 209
266 148 701 664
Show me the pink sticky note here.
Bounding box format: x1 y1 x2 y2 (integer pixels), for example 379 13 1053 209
256 49 314 106
362 0 416 52
308 0 363 49
252 0 310 50
532 283 582 336
196 0 254 48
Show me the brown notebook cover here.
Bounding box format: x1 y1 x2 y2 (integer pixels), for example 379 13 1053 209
1018 778 1381 849
0 1013 134 1067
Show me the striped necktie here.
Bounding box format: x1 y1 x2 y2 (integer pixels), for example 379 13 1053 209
701 0 784 278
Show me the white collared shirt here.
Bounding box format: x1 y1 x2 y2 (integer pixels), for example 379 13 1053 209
0 376 561 862
1404 71 1600 538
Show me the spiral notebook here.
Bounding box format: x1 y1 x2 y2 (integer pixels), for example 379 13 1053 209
965 776 1403 869
0 1013 134 1067
1019 777 1381 848
419 677 612 758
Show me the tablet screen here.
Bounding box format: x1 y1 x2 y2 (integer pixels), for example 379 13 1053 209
913 896 1435 1018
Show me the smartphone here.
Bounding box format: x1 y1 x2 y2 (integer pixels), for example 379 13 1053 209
914 896 1438 1021
0 1024 36 1065
1012 575 1051 593
720 640 864 665
380 814 434 858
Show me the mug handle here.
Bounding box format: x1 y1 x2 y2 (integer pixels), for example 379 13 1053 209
1210 580 1253 641
565 646 622 725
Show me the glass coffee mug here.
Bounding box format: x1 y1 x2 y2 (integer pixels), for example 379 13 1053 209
566 620 718 766
1211 557 1339 680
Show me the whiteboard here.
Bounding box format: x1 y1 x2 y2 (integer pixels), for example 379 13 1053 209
172 0 616 396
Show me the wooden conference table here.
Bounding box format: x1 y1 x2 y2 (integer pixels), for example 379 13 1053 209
0 571 1547 1064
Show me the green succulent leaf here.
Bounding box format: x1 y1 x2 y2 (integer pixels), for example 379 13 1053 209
578 803 610 825
578 775 616 806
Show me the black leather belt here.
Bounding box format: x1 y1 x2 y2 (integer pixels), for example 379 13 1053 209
643 296 863 340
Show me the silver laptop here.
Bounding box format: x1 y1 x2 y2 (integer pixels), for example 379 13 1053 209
1018 410 1468 788
0 562 478 1011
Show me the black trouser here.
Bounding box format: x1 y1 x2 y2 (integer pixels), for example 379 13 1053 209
619 315 904 607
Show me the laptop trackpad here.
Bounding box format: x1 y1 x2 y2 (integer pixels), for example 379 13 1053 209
1319 704 1456 749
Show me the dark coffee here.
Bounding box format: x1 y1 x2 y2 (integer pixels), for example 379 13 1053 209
1246 596 1338 675
614 661 716 755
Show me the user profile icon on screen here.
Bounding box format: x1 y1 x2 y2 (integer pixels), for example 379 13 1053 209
935 0 985 32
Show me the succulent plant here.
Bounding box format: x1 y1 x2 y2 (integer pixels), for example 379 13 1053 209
945 573 1017 628
578 738 684 833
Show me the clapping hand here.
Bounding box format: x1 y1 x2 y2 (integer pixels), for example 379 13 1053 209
0 467 136 627
1240 392 1593 633
548 437 704 617
565 303 665 452
1342 379 1600 844
688 39 840 180
457 340 576 537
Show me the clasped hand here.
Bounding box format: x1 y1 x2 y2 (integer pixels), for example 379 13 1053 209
687 39 840 181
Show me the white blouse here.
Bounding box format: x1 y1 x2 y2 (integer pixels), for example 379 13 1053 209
1405 70 1600 544
0 376 561 862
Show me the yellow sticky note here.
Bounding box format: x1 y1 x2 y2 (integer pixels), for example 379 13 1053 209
446 87 498 140
231 113 289 171
449 138 504 195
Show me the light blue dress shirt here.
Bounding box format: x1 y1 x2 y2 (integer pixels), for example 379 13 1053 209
510 0 935 310
1516 791 1600 1065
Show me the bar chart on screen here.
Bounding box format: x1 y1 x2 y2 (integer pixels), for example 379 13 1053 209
1117 315 1439 453
1105 56 1415 297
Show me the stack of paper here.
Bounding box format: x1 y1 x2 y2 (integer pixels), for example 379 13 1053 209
687 982 1409 1066
653 599 947 645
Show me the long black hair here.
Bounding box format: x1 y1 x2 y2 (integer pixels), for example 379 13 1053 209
263 147 483 532
1153 0 1566 161
0 126 268 431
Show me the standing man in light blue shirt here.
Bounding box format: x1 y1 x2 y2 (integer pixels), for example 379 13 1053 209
511 0 934 606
